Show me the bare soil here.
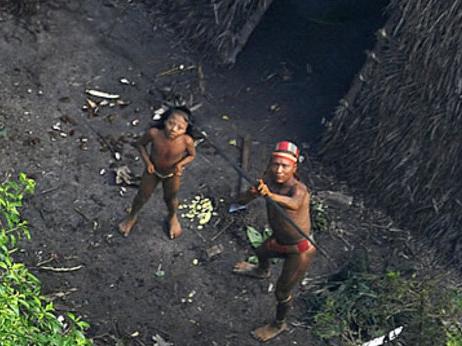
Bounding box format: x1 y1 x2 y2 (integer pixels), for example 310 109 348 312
1 1 433 345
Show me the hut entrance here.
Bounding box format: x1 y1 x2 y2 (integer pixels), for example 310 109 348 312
227 0 389 144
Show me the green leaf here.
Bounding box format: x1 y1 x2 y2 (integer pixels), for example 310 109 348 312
262 227 273 241
0 173 91 345
247 256 259 265
246 225 263 248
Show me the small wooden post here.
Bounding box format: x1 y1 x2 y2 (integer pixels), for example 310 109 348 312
237 134 252 196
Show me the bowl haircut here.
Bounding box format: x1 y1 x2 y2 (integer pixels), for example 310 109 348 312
154 106 194 136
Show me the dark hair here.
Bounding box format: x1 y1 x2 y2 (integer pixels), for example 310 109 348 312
164 106 192 123
153 106 195 136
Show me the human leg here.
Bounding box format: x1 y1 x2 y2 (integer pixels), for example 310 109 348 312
252 247 316 342
232 239 279 279
162 175 182 239
118 172 159 236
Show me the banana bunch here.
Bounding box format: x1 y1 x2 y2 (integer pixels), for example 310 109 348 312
179 196 216 229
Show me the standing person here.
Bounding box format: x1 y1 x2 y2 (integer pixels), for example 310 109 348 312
233 141 316 342
118 107 196 239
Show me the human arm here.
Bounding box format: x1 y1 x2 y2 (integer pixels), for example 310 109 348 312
136 129 156 174
174 136 196 176
257 179 307 211
237 169 271 205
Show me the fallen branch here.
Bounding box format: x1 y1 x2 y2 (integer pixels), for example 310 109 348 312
74 208 91 222
85 89 120 99
193 228 207 243
38 185 61 195
35 255 57 267
211 220 233 241
39 265 84 272
156 64 196 77
46 288 78 301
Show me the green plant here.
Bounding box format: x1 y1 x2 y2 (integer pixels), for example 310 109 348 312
311 197 329 232
444 290 462 346
246 225 272 248
303 268 462 346
0 173 92 346
245 225 272 264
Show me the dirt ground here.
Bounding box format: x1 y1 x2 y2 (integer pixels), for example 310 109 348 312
0 1 438 345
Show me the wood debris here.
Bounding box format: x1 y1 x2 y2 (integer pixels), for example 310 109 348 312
85 89 120 99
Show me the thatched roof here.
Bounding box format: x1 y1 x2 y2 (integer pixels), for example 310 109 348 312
322 0 462 263
146 0 273 64
0 0 40 17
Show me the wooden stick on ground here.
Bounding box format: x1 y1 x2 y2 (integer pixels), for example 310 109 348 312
38 265 84 272
211 220 234 241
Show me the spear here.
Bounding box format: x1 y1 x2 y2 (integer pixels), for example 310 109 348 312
195 128 335 265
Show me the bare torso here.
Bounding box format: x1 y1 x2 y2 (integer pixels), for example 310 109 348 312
266 179 311 244
148 128 191 175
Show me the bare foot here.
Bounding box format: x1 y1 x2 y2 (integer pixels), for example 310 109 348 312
118 217 137 237
251 322 288 342
168 214 183 239
232 261 270 279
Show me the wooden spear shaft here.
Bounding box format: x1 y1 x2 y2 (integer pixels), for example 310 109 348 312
197 129 335 265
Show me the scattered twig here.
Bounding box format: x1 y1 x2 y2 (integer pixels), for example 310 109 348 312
53 304 78 312
190 102 203 112
85 89 120 99
193 228 207 243
39 265 84 272
38 185 61 195
211 220 233 241
197 152 212 165
213 217 221 227
157 64 196 77
46 288 78 301
212 1 220 25
336 233 354 250
36 256 57 267
360 222 393 230
74 208 91 222
134 339 147 346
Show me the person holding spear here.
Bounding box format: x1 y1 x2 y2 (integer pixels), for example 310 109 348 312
233 141 316 342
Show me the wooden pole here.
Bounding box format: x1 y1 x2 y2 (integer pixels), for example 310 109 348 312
237 134 252 196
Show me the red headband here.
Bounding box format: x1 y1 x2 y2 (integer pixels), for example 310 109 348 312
272 141 299 163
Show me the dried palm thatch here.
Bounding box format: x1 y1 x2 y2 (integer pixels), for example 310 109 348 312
0 0 41 17
146 0 273 64
322 0 462 263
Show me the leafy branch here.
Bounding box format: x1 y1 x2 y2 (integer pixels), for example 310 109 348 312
0 173 92 346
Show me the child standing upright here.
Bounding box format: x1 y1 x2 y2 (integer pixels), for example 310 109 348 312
118 107 196 239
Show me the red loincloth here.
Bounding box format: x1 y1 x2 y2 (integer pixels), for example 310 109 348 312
265 237 311 254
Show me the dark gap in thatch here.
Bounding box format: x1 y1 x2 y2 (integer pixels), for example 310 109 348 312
322 0 462 265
